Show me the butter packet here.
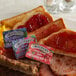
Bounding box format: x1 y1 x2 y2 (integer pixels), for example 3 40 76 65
3 28 27 48
25 41 54 64
12 35 36 59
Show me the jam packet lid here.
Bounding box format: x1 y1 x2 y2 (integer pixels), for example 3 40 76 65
12 35 37 59
25 41 54 64
3 28 27 48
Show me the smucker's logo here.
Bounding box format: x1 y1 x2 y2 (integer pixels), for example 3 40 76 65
31 44 49 53
5 31 24 39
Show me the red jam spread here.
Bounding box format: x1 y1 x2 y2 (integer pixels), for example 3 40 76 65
44 31 76 53
17 14 49 32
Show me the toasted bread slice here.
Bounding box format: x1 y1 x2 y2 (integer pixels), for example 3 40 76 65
0 6 53 30
28 18 66 41
50 54 76 75
39 29 76 57
39 55 76 76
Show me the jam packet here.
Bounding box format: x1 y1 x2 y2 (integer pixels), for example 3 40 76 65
3 28 27 48
25 41 54 64
12 35 36 59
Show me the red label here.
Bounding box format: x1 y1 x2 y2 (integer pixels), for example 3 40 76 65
25 41 54 64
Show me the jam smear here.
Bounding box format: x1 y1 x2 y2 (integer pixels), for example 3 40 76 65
44 31 76 53
17 14 49 32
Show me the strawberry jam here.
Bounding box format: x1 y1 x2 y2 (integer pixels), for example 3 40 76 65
17 14 49 32
44 31 76 53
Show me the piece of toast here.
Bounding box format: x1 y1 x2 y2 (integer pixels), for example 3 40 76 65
0 6 53 30
39 29 76 57
50 54 76 75
39 57 76 76
28 18 66 41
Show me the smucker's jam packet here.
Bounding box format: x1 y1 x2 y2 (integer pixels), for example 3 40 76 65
12 35 37 59
3 28 27 48
25 41 54 64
